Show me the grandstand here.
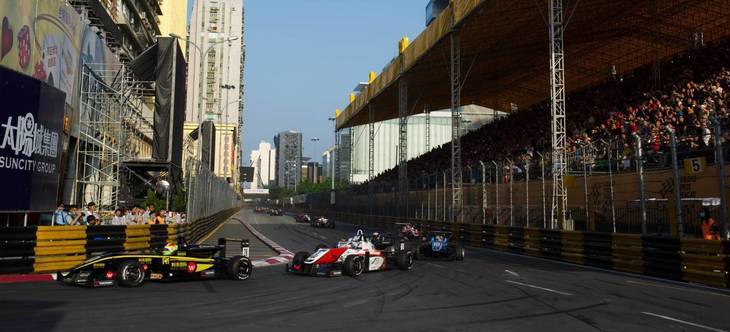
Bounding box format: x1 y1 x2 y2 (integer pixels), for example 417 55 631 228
326 0 730 238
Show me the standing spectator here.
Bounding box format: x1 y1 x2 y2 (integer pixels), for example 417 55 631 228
148 212 159 224
155 209 168 224
68 206 85 225
142 204 154 221
110 208 126 225
700 208 719 240
53 203 72 226
83 202 101 225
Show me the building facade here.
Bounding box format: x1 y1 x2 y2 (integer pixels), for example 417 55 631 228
349 105 503 183
274 131 303 188
249 141 276 190
159 0 188 56
186 0 244 183
70 0 163 62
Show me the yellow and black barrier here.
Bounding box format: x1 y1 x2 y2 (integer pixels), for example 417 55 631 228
301 210 729 289
0 207 240 274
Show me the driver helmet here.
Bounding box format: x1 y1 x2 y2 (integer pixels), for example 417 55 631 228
162 243 178 256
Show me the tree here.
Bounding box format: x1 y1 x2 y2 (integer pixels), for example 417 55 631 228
171 187 187 212
144 189 166 211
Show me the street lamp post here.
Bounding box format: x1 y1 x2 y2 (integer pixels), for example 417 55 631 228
328 117 336 205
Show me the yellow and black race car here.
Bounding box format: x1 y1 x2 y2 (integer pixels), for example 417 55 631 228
58 238 252 287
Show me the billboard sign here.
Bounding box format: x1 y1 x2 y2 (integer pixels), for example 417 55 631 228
0 66 65 211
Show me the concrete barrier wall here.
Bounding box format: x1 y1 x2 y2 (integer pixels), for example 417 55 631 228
0 208 240 274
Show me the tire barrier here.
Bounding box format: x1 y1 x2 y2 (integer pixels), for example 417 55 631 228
301 210 730 288
0 207 240 274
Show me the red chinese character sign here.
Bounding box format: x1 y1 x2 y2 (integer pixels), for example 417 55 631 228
0 66 64 211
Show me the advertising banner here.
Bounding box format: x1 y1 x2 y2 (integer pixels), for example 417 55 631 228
0 66 65 211
0 0 117 108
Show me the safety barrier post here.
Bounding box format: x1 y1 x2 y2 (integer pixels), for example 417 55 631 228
525 160 530 228
537 152 546 229
712 116 729 239
667 126 683 238
603 139 617 233
508 160 514 227
480 161 486 225
492 161 499 224
634 134 647 235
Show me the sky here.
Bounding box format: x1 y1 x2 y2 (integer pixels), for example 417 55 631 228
189 0 426 163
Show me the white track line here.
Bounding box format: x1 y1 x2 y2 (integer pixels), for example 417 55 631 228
642 312 727 332
504 269 520 278
626 280 730 298
505 280 573 296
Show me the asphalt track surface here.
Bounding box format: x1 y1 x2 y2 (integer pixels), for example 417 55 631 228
1 209 730 331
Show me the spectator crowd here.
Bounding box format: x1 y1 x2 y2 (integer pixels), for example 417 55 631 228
53 202 186 226
366 38 730 184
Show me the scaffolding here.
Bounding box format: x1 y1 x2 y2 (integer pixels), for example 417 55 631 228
74 63 154 211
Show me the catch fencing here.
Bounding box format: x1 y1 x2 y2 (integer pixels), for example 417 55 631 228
185 158 242 223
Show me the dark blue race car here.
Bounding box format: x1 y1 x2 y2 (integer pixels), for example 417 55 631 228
415 231 465 261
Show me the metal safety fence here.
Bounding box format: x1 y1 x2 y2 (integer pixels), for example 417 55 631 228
184 158 242 223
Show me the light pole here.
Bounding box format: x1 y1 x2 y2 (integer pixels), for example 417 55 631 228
328 117 336 205
169 33 238 163
311 138 320 183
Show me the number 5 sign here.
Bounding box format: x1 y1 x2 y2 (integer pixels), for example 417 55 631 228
683 157 706 176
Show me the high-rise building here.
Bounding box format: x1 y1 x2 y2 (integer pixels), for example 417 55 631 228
274 131 303 188
250 141 276 190
307 162 323 184
159 0 188 56
70 0 163 62
187 0 245 183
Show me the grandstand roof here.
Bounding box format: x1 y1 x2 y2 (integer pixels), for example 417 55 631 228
336 0 730 130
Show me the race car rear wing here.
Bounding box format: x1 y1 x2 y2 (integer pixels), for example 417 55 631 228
217 238 250 258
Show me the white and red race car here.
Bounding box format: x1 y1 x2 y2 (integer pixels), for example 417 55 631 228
286 230 414 277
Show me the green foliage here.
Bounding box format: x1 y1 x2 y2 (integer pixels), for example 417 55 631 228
144 189 166 211
171 187 187 212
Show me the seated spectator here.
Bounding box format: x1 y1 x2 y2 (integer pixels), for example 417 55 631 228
143 204 154 220
86 215 101 226
110 208 126 225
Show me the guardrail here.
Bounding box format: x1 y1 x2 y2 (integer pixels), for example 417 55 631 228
303 210 729 288
0 207 240 274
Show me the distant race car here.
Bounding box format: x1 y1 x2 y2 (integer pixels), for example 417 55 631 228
294 214 311 223
310 216 335 228
415 230 465 261
286 229 413 277
58 238 253 287
253 207 267 214
269 208 283 216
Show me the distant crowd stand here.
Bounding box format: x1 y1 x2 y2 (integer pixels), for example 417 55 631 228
52 202 186 226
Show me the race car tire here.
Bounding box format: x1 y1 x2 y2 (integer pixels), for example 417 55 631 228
455 244 465 261
117 260 145 287
227 256 252 280
343 255 364 276
315 244 328 251
396 251 414 270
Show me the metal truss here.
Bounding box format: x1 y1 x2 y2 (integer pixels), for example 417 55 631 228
398 78 408 218
368 104 375 214
549 0 567 228
450 31 463 223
